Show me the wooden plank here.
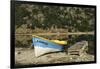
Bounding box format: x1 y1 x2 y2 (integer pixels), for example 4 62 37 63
68 41 88 50
68 41 88 56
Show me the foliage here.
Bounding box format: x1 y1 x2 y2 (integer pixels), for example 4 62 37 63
15 4 95 32
15 3 95 49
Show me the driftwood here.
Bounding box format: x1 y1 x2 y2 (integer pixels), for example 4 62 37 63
68 41 88 56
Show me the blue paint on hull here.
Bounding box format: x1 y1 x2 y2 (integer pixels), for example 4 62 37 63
32 36 63 50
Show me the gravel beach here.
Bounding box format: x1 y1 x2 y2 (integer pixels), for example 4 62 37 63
15 47 94 66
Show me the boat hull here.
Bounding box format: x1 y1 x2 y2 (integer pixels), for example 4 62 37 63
32 36 64 57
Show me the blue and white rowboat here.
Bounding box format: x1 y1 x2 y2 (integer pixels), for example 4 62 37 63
32 35 67 57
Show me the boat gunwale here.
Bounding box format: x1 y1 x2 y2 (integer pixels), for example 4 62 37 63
32 35 67 45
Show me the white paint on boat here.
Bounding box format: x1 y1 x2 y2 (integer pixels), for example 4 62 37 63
34 46 62 57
